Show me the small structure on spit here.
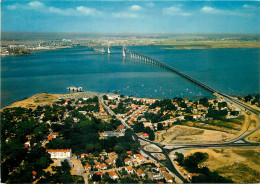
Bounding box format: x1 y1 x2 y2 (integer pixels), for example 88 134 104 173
67 86 83 92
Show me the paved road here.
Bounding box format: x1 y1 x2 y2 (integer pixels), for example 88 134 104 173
99 96 187 183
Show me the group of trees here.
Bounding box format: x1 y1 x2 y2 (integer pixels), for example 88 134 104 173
47 115 138 156
113 102 128 114
76 104 99 112
1 107 56 183
244 94 260 107
199 98 210 107
133 122 155 140
150 99 177 111
207 109 228 120
174 152 233 183
38 159 84 183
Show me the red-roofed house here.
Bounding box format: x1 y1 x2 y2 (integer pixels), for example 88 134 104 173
106 159 112 165
126 166 134 174
134 154 141 159
137 168 145 177
109 171 119 180
81 153 88 158
188 173 199 180
124 158 131 165
95 162 100 167
96 172 105 177
126 151 132 155
47 135 54 143
85 164 91 171
165 174 174 183
143 133 149 139
52 132 59 138
25 141 30 147
138 156 147 162
100 163 107 170
117 125 126 133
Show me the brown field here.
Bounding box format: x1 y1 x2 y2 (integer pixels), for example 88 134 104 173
2 93 63 110
155 111 260 144
246 113 260 143
181 147 260 183
155 125 236 144
158 40 260 49
247 129 260 143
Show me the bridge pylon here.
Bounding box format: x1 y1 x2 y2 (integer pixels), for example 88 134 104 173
122 45 126 57
107 43 111 54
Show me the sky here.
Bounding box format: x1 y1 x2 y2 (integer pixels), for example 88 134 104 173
2 0 260 33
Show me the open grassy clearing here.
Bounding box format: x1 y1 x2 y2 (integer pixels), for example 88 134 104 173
181 147 260 183
155 125 235 144
2 93 63 110
158 40 260 49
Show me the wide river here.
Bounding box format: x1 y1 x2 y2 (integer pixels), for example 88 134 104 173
1 46 259 108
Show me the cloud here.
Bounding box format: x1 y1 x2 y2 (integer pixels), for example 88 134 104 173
6 1 102 17
112 4 142 18
130 5 142 11
112 12 138 18
76 6 102 16
28 1 44 8
163 6 191 16
201 6 243 16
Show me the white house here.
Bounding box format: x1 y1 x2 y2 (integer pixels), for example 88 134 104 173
46 149 72 159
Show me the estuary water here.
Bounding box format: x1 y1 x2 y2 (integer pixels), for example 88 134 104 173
1 46 259 108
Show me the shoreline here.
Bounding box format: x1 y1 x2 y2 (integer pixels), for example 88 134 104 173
1 90 256 110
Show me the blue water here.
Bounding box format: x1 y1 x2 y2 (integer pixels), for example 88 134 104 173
1 46 259 108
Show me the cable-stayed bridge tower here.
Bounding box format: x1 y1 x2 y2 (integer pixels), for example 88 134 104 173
122 45 126 57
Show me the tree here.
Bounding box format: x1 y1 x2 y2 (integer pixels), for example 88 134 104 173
157 123 163 130
149 130 155 141
180 102 187 108
199 98 209 107
116 158 124 167
174 152 184 165
114 144 124 154
133 122 144 133
61 171 74 183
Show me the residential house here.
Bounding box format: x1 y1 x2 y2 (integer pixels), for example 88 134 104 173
109 171 119 180
117 125 126 133
137 168 145 177
100 163 107 170
188 173 199 180
142 133 149 139
46 149 72 159
126 166 134 174
85 164 91 171
25 141 30 147
124 158 131 165
165 174 174 183
106 159 112 165
81 153 88 158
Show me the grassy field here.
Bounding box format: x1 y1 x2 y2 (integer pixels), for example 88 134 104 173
182 147 260 183
2 93 62 110
154 125 236 144
158 40 260 49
